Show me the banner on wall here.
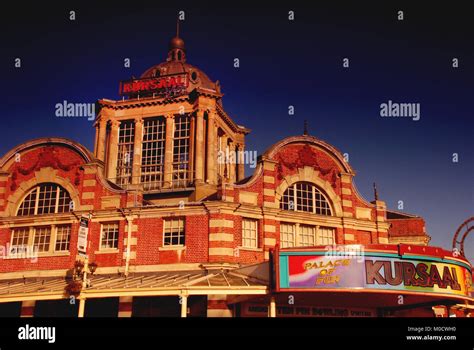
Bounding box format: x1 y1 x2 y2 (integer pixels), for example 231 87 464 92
277 250 472 297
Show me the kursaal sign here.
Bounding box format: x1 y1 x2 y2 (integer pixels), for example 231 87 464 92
119 73 189 96
277 250 472 297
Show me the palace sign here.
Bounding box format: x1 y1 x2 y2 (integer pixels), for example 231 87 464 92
276 246 472 297
119 73 189 97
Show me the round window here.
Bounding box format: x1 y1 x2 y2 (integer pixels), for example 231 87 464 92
191 71 198 82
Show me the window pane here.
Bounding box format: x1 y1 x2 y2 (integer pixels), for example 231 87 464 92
141 118 166 189
280 182 332 216
317 227 335 245
163 218 185 246
101 223 119 249
17 184 71 216
280 223 295 248
242 219 258 249
116 121 135 186
55 225 71 252
33 227 51 252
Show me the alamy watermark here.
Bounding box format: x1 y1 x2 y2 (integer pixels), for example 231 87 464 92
217 149 257 168
324 244 365 263
55 100 95 121
380 100 420 121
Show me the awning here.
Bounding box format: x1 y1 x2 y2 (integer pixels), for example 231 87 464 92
0 270 269 303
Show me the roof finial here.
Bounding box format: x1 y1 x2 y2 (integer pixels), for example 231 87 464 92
373 182 379 201
176 18 180 38
303 120 308 136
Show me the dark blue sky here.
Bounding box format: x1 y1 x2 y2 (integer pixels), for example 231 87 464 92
1 2 473 260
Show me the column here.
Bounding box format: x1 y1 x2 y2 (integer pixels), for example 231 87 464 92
237 144 245 181
163 114 175 188
96 119 108 161
180 295 188 318
118 296 133 317
195 109 205 183
221 134 229 180
228 139 235 183
206 111 217 184
78 298 86 318
131 118 143 184
20 300 36 317
269 296 276 317
107 120 120 181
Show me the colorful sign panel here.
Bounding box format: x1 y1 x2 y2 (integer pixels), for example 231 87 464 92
278 251 472 297
119 73 188 97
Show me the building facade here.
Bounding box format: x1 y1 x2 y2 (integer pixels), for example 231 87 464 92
0 34 471 318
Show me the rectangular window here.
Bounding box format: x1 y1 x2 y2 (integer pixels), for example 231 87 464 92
317 227 335 245
116 120 135 186
10 227 30 254
242 218 258 249
33 227 52 252
172 115 190 187
55 225 71 252
298 225 316 246
10 225 72 256
100 222 119 250
280 223 296 248
163 218 185 247
141 117 166 190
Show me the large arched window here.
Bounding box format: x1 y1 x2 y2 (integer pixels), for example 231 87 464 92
280 182 332 216
17 183 72 216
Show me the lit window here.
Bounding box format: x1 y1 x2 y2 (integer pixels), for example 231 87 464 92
141 118 166 190
242 218 258 249
163 218 185 247
100 223 119 250
17 183 72 216
280 182 332 216
116 120 135 186
280 223 335 247
172 115 190 187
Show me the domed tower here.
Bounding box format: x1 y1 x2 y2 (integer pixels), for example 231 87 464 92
95 31 250 203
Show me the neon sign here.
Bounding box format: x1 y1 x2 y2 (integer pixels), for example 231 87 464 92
119 73 189 97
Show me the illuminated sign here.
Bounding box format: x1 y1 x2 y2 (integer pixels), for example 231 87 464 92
276 248 472 297
119 73 189 97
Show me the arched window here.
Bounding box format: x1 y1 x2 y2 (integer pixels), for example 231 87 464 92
17 183 72 216
280 182 332 216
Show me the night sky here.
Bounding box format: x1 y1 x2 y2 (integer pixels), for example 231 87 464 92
1 2 472 260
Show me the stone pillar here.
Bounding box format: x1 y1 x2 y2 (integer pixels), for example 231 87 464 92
163 114 175 188
206 111 217 184
269 296 276 317
180 295 188 318
107 120 120 180
20 300 36 317
96 119 108 162
195 109 205 184
131 118 143 185
118 296 133 317
237 144 245 181
228 139 235 183
78 298 86 318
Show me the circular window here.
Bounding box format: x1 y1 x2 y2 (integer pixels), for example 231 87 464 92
191 71 198 82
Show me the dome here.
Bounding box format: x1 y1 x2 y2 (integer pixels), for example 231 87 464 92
169 36 185 50
140 36 219 93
